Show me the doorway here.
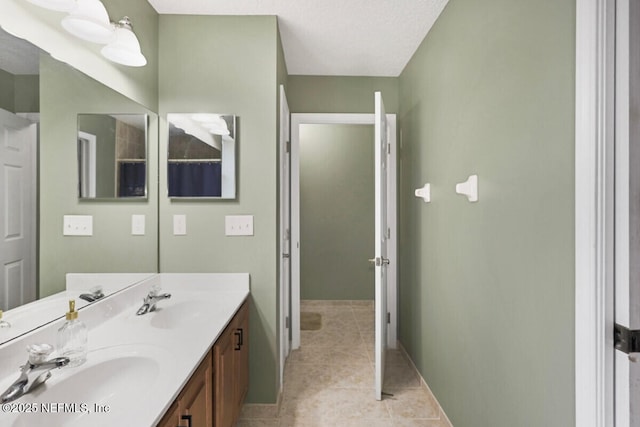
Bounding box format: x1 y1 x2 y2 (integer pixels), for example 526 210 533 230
0 108 37 310
289 113 398 351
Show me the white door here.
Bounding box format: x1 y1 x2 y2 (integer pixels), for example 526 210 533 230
0 109 36 310
614 0 640 425
373 92 389 400
279 85 292 386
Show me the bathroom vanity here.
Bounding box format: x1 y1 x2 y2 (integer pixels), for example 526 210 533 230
0 273 250 427
157 299 249 427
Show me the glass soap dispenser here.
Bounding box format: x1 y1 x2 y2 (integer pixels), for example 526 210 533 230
57 300 87 367
0 310 10 328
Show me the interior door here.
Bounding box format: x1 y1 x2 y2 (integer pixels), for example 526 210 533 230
373 91 389 400
279 85 292 385
614 0 640 425
0 109 36 310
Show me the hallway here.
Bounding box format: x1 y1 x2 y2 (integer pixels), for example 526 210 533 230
238 300 452 426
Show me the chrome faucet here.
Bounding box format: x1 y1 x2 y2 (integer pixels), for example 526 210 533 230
1 356 70 403
136 289 171 315
79 286 104 303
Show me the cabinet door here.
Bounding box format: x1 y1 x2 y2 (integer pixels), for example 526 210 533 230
234 301 249 409
214 325 236 427
156 401 180 427
180 352 212 427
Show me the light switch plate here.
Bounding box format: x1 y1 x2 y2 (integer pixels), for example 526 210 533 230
131 214 145 235
225 215 254 236
63 215 93 236
173 214 187 235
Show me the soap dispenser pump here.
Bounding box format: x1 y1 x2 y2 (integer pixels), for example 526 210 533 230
57 300 87 367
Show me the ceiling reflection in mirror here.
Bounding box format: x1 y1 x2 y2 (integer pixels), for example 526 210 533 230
78 113 148 199
167 113 236 199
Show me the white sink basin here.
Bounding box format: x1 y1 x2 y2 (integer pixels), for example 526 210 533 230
7 344 171 427
149 301 208 329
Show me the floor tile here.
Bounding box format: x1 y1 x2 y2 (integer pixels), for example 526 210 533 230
240 302 451 426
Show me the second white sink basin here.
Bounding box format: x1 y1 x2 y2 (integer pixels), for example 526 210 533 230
8 344 172 427
149 300 209 330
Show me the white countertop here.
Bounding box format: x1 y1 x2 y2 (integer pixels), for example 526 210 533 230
0 273 250 427
0 273 156 345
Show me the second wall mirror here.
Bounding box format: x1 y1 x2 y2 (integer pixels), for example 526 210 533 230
78 113 148 199
167 113 237 199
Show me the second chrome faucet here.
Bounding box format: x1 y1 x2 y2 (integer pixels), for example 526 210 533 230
136 289 171 315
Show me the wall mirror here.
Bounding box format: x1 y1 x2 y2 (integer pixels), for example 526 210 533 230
78 113 148 199
0 24 158 345
167 113 237 199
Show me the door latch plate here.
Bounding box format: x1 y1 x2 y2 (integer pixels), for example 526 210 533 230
614 323 640 354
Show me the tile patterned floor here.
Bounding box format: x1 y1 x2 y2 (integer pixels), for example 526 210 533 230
238 300 452 427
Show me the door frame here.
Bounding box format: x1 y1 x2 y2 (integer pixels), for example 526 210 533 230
290 113 397 350
574 0 616 425
278 85 291 388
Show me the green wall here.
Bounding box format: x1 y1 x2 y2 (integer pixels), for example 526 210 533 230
0 69 15 112
300 124 374 300
14 75 39 113
397 0 575 425
158 15 281 404
287 75 398 113
39 55 159 297
0 71 37 113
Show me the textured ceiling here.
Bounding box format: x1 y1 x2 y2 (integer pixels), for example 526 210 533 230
147 0 450 77
0 27 41 75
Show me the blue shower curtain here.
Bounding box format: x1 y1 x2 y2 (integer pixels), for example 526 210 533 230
168 162 222 197
118 162 146 197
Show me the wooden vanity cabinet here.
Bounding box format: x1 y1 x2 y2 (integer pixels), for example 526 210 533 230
156 299 248 427
214 300 249 427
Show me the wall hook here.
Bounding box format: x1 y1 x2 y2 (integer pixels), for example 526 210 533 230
414 183 431 203
455 175 478 202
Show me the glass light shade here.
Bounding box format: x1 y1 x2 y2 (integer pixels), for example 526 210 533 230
26 0 77 12
101 24 147 67
61 0 114 44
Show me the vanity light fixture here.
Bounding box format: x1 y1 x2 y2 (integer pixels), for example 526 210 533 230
26 0 77 12
194 115 231 136
206 125 230 136
61 0 114 44
101 16 147 67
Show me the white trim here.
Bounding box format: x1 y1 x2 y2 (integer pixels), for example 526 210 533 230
290 113 398 350
614 1 631 425
574 0 616 426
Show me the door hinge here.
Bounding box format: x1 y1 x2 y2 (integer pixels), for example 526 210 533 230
614 323 640 354
387 143 391 155
387 312 391 324
386 228 391 239
285 140 291 153
285 316 290 329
